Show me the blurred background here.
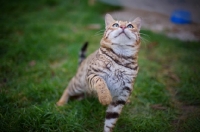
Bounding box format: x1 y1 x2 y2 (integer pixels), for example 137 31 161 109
0 0 199 132
100 0 200 41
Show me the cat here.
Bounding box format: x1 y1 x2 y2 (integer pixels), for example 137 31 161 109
57 14 141 132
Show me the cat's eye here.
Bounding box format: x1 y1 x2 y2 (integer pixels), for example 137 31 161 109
127 24 134 28
112 23 119 28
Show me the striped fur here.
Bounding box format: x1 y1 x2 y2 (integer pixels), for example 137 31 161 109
57 14 141 132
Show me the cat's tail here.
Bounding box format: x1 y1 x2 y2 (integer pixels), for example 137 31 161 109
79 42 88 65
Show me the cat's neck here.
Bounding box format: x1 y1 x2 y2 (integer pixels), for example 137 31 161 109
110 43 139 57
99 46 139 70
100 38 140 57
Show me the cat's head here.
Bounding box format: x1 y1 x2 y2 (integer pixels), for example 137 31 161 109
101 14 141 52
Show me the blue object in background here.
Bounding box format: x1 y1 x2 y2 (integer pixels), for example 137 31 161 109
171 10 192 24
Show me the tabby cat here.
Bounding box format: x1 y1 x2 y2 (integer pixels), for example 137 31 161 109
57 14 141 132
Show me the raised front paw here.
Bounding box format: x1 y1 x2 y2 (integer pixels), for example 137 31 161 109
99 93 112 105
97 87 112 105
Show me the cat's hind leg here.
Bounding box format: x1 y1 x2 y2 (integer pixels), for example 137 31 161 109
56 87 70 106
56 77 85 106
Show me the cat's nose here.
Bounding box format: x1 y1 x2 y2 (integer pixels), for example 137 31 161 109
120 25 126 30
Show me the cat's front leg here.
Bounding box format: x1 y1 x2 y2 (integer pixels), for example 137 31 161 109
88 75 112 105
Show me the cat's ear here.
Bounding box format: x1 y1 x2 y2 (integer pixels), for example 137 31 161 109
132 17 141 31
105 14 115 29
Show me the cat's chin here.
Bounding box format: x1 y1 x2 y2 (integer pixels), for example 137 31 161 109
111 43 134 47
110 36 136 46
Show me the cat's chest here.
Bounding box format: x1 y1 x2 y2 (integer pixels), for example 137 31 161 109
104 61 135 91
91 53 137 94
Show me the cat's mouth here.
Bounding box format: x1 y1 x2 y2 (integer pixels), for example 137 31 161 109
114 31 130 39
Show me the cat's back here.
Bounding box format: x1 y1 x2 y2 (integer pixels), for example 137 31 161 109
74 50 98 84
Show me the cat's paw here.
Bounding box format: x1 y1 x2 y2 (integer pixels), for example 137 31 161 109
93 77 112 105
99 93 112 105
56 101 65 106
97 88 112 105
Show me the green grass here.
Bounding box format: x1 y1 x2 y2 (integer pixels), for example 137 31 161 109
0 0 200 132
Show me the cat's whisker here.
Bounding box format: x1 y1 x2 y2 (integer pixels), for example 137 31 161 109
94 33 104 37
140 36 149 47
94 32 104 36
140 35 149 42
139 32 150 47
139 32 150 38
95 29 105 34
94 29 105 36
95 31 104 35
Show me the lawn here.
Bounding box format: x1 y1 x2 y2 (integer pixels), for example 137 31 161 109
0 0 200 132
